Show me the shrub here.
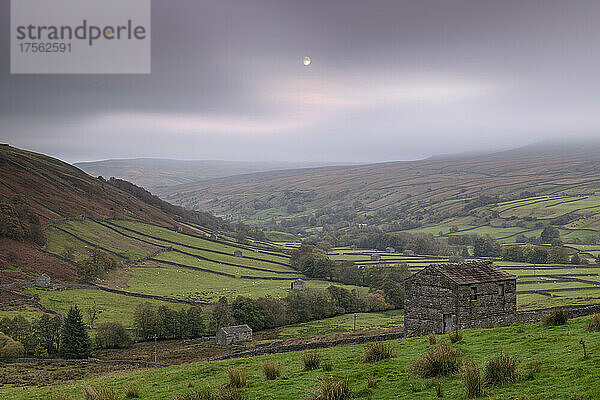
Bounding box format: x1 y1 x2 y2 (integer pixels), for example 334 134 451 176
219 388 247 400
410 344 462 378
125 384 139 398
433 379 442 398
48 394 71 400
83 386 118 400
428 333 437 345
302 351 321 371
463 361 483 398
541 309 568 326
483 351 518 387
587 314 600 331
226 367 247 388
322 360 333 371
0 332 25 358
366 374 377 388
521 360 541 381
363 342 394 362
261 361 281 380
95 323 132 349
448 330 463 343
311 376 352 400
172 388 217 400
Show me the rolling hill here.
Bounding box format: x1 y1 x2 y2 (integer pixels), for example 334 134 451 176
156 141 600 246
75 158 355 191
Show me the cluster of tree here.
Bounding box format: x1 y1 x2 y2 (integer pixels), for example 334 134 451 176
74 249 118 281
0 313 61 357
210 285 369 332
289 245 410 305
0 306 95 359
133 303 205 341
0 195 45 245
502 244 582 264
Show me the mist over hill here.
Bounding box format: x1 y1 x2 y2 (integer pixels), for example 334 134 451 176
75 159 357 190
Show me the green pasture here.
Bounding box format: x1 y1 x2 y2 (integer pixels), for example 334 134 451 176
269 309 404 341
5 316 600 399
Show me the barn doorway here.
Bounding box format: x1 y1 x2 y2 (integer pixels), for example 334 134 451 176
443 314 453 333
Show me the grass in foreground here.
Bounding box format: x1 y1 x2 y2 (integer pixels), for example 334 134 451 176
3 316 600 399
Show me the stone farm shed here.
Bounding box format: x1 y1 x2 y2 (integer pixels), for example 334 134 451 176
291 278 306 291
216 324 252 345
404 261 516 337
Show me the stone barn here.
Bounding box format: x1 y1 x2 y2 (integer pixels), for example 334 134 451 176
386 247 396 253
404 261 516 337
291 278 306 291
216 324 252 345
233 249 242 257
403 250 415 256
371 254 381 261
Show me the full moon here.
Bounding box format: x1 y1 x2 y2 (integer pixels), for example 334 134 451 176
302 56 311 66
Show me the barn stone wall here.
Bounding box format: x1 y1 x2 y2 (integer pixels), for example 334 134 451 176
405 266 517 337
455 280 517 330
404 268 458 337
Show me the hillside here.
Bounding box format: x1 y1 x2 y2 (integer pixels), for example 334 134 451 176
0 145 180 226
0 145 224 285
157 141 600 246
75 158 355 190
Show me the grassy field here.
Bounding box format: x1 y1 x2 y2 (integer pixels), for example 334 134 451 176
27 288 188 328
102 262 364 304
4 315 600 399
268 310 404 341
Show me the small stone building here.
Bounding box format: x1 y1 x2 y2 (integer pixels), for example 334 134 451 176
216 324 252 345
404 261 516 337
371 254 381 261
403 250 415 256
386 247 396 253
291 278 306 291
34 274 51 288
233 249 242 257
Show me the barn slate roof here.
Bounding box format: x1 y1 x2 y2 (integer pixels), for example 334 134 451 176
219 324 252 334
424 261 515 285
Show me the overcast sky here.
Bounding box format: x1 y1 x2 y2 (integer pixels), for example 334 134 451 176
1 0 600 163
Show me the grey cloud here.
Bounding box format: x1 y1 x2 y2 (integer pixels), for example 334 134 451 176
1 0 600 162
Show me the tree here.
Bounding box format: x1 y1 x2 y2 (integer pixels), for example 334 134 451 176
95 323 132 349
548 246 569 264
33 314 62 354
133 302 161 340
473 236 501 257
211 297 234 332
86 302 102 329
184 306 205 338
232 296 265 331
540 226 560 244
60 305 91 359
570 253 582 265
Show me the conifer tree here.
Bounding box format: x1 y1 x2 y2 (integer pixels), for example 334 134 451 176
60 305 91 359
